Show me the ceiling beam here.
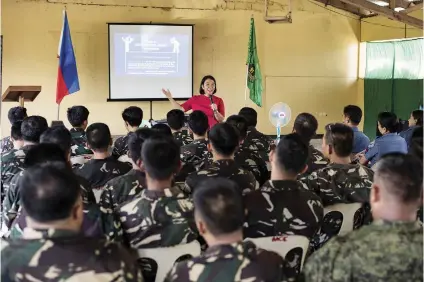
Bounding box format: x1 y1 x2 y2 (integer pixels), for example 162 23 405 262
313 0 373 16
400 2 424 13
340 0 423 28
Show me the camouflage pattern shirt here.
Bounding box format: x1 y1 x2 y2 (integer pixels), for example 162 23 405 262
0 136 14 155
303 145 329 176
73 157 132 190
244 127 274 163
1 145 34 201
165 240 292 282
180 139 212 171
235 147 269 186
70 128 93 156
185 159 259 195
99 169 146 214
116 185 198 249
1 228 144 282
302 163 374 206
302 220 423 282
112 133 130 159
173 131 193 147
244 180 324 241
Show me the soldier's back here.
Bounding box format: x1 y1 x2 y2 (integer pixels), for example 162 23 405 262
0 136 14 155
70 128 92 156
303 220 423 282
99 169 146 213
165 241 290 282
117 185 198 249
244 180 323 240
303 163 374 206
74 157 131 189
112 133 130 159
235 147 269 185
173 131 193 147
1 229 143 282
244 127 273 161
180 139 211 171
185 160 259 195
303 145 329 176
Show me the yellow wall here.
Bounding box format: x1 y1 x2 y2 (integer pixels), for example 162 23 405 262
2 0 361 136
360 10 423 42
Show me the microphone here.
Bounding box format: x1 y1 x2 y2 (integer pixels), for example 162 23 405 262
209 95 217 113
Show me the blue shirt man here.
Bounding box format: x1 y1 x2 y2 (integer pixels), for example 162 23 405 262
365 133 407 167
352 127 370 154
400 126 418 149
343 105 370 154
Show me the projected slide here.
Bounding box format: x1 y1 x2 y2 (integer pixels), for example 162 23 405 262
109 24 193 100
115 34 190 76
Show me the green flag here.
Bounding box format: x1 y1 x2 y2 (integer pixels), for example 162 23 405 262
246 18 263 107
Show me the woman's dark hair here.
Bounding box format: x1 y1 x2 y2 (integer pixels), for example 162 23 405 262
199 75 217 95
378 112 398 133
411 110 423 127
409 126 423 163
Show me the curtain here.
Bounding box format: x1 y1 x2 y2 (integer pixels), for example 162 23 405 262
364 38 424 139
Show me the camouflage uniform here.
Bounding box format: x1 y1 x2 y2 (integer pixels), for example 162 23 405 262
99 169 146 214
1 228 144 282
185 160 259 195
302 163 374 250
234 147 269 185
73 157 131 191
302 220 423 282
0 145 34 202
303 145 329 176
173 131 193 147
244 126 274 164
164 240 294 282
0 136 14 155
116 185 198 249
180 139 212 171
244 180 324 241
3 171 98 230
70 128 93 156
112 133 130 159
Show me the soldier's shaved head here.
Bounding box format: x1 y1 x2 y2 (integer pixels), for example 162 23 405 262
193 178 244 237
374 153 422 204
21 162 82 224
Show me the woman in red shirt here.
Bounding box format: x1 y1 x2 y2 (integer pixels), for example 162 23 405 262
162 75 225 128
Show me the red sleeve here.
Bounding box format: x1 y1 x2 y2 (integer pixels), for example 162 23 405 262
181 97 193 112
218 97 225 117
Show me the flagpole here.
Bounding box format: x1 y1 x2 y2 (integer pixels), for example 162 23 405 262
57 103 60 120
244 64 249 106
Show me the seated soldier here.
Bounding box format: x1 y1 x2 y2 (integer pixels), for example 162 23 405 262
67 105 92 157
5 128 99 234
302 153 423 282
115 136 198 281
293 113 329 175
185 123 258 195
343 105 370 154
8 144 101 239
303 123 374 249
112 106 143 159
180 110 211 171
0 106 27 154
1 163 143 281
239 107 273 164
1 116 48 199
167 109 193 147
74 123 131 199
226 115 268 185
99 128 153 213
359 112 407 167
165 178 292 282
244 134 323 242
400 109 423 149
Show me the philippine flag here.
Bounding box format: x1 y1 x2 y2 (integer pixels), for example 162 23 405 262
56 10 80 104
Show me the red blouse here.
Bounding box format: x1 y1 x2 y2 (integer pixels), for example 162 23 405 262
181 95 225 128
